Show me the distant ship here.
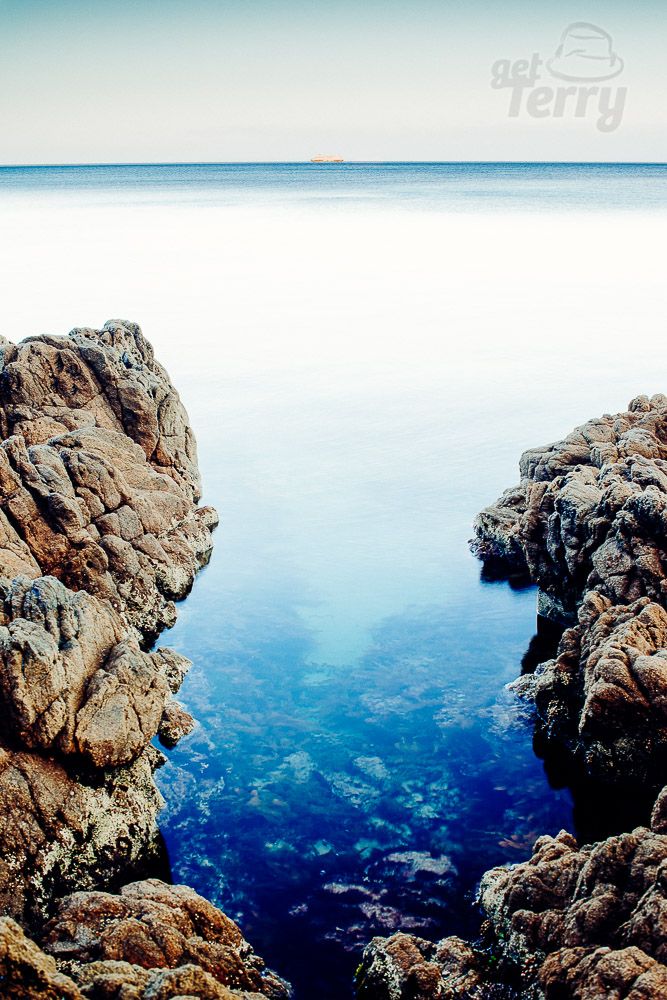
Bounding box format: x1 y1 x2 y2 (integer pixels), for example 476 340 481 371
310 154 345 163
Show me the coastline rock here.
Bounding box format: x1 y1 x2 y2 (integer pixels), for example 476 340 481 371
0 881 291 1000
356 933 495 999
43 879 290 999
359 396 667 1000
0 322 216 922
0 744 165 924
0 320 217 643
472 395 667 778
357 805 667 999
0 916 81 999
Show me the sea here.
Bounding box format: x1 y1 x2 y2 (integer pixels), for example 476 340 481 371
1 162 666 998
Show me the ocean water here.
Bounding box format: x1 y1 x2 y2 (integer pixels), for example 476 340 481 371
1 163 667 998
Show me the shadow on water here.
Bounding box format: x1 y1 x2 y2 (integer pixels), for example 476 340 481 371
155 586 574 999
517 616 657 846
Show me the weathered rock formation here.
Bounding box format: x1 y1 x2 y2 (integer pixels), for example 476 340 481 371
0 879 290 999
356 932 496 999
473 394 667 781
0 320 218 925
0 321 287 1000
357 396 667 998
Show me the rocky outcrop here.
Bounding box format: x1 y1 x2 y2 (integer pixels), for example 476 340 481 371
357 798 667 1000
43 879 290 999
358 396 667 998
0 320 294 998
0 320 217 643
356 933 498 999
473 394 667 781
476 801 667 999
0 321 217 923
0 880 290 999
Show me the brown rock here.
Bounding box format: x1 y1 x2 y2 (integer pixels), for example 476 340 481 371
0 745 164 923
473 395 667 778
0 916 81 999
356 932 493 999
0 322 217 922
159 701 196 749
44 880 290 999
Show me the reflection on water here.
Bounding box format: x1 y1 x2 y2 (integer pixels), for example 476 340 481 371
1 162 666 1000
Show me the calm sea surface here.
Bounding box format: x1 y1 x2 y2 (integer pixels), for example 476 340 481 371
1 163 666 998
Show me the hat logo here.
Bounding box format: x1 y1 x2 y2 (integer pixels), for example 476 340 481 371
546 22 624 82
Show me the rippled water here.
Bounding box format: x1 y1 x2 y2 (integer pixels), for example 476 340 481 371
1 162 666 998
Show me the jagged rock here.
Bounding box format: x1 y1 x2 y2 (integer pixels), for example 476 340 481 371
359 396 667 1000
530 594 667 780
0 916 81 999
356 933 492 999
0 575 180 768
361 803 667 999
472 394 667 614
540 945 667 1000
0 322 217 923
0 322 289 999
0 744 164 923
470 803 667 996
0 320 217 643
43 879 290 999
158 701 195 749
472 395 667 778
0 879 291 999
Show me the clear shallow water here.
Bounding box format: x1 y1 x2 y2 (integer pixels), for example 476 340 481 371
1 163 667 998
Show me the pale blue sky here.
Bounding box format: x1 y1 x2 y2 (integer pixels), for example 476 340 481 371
0 0 664 163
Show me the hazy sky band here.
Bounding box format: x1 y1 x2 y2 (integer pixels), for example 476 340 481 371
0 0 664 163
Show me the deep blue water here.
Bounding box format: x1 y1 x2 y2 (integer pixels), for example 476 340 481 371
1 162 666 999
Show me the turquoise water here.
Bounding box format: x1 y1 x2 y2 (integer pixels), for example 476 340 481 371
1 163 667 997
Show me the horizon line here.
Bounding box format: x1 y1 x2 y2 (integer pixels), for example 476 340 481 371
1 159 666 169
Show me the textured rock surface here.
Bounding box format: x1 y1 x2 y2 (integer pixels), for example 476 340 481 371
358 397 667 999
357 802 667 999
473 394 667 779
0 916 81 999
476 806 667 998
0 881 290 999
0 322 289 999
356 932 498 999
0 321 216 923
43 879 290 999
0 320 217 642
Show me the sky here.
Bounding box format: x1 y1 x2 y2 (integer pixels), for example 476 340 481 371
0 0 664 163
